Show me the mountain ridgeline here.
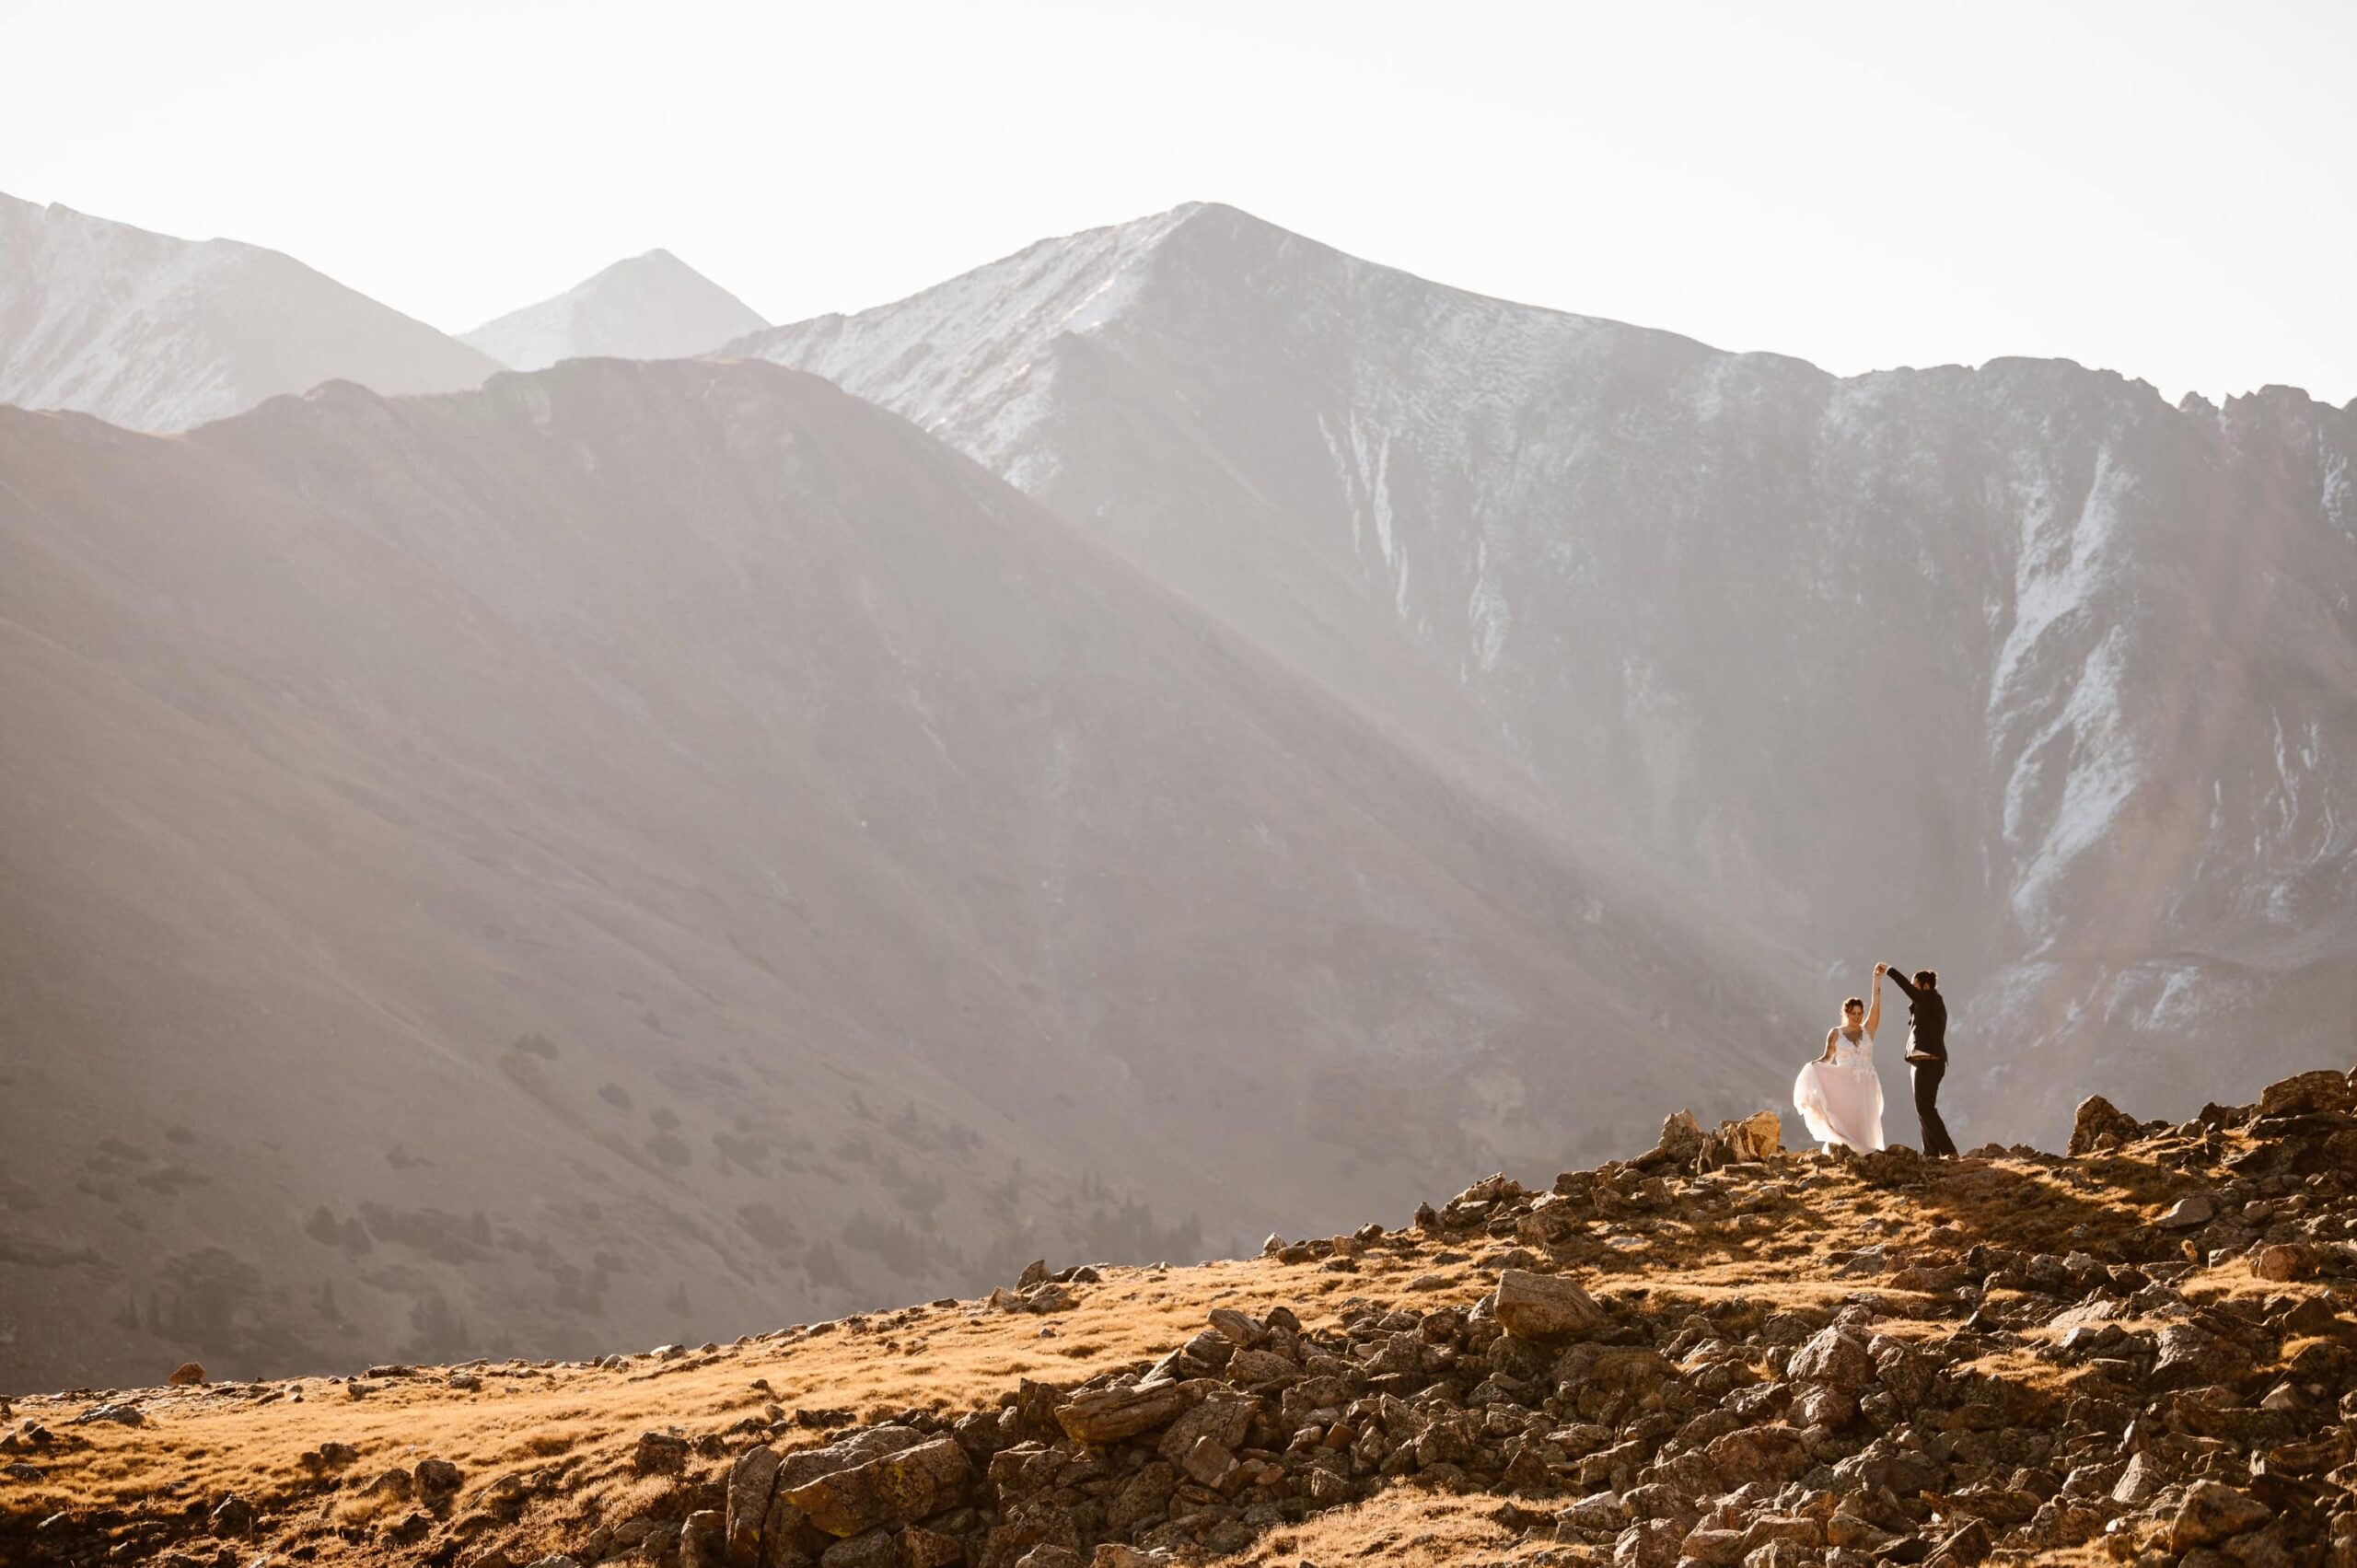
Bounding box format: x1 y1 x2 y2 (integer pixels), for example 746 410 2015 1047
731 201 2357 1141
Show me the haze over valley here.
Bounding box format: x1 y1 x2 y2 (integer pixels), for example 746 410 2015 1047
2 187 2351 1393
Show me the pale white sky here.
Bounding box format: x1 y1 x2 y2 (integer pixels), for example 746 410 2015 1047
2 0 2350 404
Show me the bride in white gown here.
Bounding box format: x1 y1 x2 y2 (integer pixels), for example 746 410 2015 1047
1794 965 1887 1153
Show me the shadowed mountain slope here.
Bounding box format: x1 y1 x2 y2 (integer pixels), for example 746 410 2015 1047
0 357 1794 1390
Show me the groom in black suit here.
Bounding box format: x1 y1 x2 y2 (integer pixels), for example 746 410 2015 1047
1880 965 1958 1157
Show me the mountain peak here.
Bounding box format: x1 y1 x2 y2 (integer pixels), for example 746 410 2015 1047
461 249 767 372
0 192 498 431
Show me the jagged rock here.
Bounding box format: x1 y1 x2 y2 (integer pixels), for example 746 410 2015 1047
678 1510 725 1568
2168 1481 2271 1551
1013 1550 1084 1568
1922 1517 1991 1568
1635 1110 1704 1170
1614 1517 1685 1567
785 1436 972 1538
1155 1390 1256 1464
870 1439 974 1524
1223 1348 1299 1387
415 1458 463 1495
2158 1193 2215 1228
168 1362 205 1387
209 1494 256 1535
1053 1381 1195 1442
2254 1244 2316 1282
1492 1269 1607 1341
1087 1547 1155 1568
70 1401 145 1426
726 1446 782 1566
898 1527 963 1568
1704 1424 1810 1487
781 1426 927 1489
816 1531 894 1568
1207 1307 1263 1346
2068 1095 2145 1154
2110 1450 2169 1504
2152 1324 2243 1388
2258 1069 2356 1119
1698 1111 1782 1171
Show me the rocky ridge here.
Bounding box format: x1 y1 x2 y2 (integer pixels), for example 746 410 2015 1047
6 1063 2356 1567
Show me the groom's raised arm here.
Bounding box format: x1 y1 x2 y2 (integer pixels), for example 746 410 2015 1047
1883 965 1920 1000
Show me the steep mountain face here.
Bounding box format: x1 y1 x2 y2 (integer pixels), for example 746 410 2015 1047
463 250 768 371
0 193 499 431
732 202 2357 1144
0 358 1794 1390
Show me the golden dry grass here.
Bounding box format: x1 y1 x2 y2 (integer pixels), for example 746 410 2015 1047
0 1136 2267 1565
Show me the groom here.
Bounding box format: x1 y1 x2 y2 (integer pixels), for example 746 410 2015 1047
1879 964 1958 1157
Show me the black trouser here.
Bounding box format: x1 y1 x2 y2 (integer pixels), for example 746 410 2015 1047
1912 1059 1958 1157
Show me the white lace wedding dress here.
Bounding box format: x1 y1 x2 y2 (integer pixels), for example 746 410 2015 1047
1794 1027 1886 1153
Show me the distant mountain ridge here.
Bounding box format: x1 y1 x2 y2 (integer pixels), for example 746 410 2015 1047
463 249 768 372
732 201 2357 1142
0 192 499 431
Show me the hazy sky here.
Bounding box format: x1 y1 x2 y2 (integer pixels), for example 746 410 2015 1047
3 0 2349 404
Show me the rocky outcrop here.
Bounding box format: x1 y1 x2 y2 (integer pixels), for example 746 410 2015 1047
11 1068 2357 1568
598 1069 2357 1568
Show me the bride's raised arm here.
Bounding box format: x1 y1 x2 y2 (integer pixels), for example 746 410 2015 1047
1864 965 1885 1038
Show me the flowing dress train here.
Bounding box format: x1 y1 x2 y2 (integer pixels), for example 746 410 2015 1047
1794 1028 1886 1153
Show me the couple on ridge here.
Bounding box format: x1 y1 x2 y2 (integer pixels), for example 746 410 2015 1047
1792 962 1957 1157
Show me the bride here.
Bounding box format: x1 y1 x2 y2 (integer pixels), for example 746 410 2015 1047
1794 964 1887 1153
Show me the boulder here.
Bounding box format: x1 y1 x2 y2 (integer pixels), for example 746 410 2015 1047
168 1362 205 1388
2152 1324 2243 1389
1786 1327 1875 1394
2167 1481 2270 1551
208 1494 256 1536
780 1426 925 1489
869 1439 974 1525
2068 1095 2144 1155
2157 1193 2215 1229
415 1458 464 1495
679 1511 726 1568
1492 1269 1608 1341
634 1431 691 1473
785 1437 970 1539
2253 1244 2316 1283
